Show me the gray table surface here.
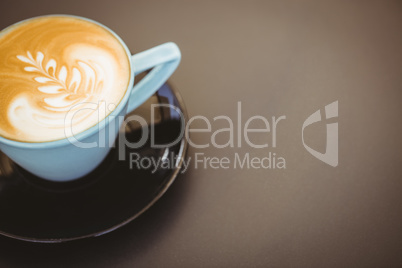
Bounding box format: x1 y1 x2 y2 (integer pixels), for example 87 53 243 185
0 1 401 267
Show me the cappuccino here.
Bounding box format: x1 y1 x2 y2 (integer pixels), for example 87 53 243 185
0 16 131 142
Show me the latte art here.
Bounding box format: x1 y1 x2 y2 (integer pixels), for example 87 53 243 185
0 16 131 142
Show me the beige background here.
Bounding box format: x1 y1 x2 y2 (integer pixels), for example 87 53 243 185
0 0 401 267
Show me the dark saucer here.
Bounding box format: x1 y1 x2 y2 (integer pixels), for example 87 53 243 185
0 83 188 243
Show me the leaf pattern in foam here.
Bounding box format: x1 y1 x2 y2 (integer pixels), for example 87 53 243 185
16 51 101 111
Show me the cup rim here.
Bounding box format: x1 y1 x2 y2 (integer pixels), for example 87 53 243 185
0 14 135 149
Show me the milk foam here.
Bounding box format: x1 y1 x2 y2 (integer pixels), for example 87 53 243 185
0 16 131 142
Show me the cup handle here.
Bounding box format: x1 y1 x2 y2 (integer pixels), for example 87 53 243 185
127 42 181 113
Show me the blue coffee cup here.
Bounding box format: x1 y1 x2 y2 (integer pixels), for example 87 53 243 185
0 15 181 182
